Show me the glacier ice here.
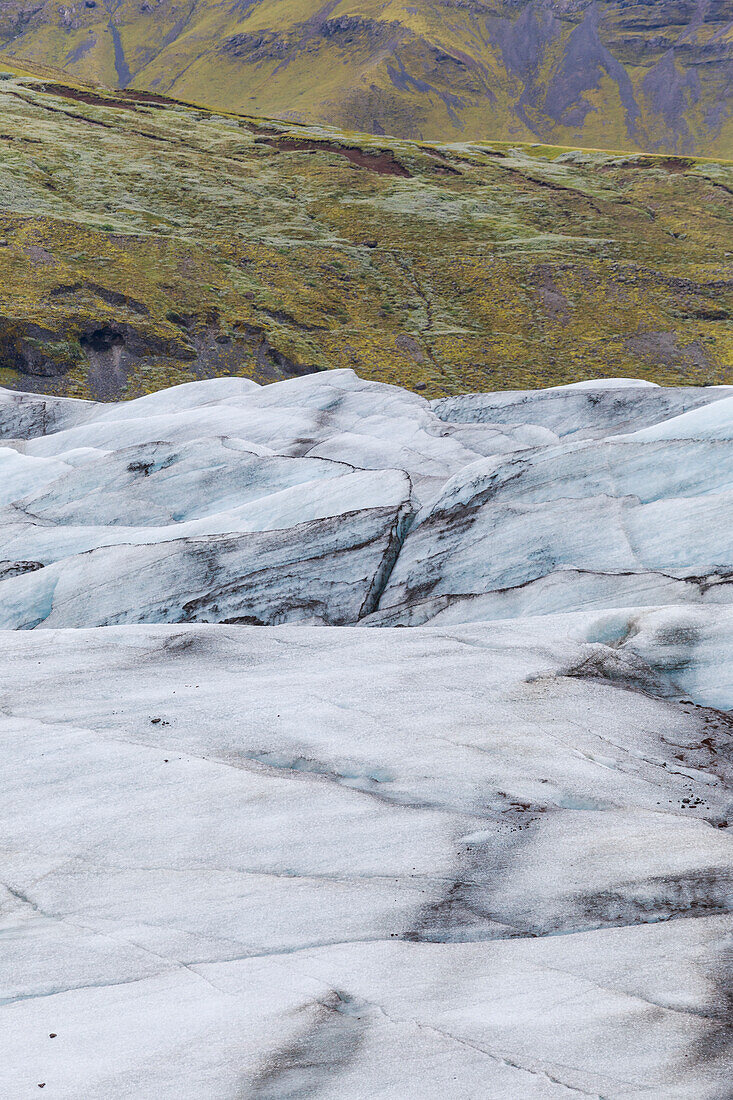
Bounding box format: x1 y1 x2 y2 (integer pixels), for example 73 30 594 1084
0 370 731 1098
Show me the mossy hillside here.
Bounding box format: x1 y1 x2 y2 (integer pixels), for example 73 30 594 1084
1 1 731 157
0 67 730 399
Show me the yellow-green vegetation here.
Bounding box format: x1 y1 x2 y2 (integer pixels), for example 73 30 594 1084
0 1 731 157
0 65 730 400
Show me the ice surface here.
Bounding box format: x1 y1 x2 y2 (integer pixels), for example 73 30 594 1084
432 382 733 440
0 372 731 1097
3 371 732 630
624 393 733 442
376 437 733 625
1 619 731 1097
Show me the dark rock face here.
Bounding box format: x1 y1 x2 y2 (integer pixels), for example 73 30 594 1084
542 7 640 131
474 0 732 149
0 319 82 378
492 1 562 81
641 48 700 139
0 309 321 400
222 30 294 62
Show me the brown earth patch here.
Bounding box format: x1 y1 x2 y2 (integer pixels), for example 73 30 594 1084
115 89 184 108
624 330 713 373
255 136 412 177
28 82 144 110
601 156 696 173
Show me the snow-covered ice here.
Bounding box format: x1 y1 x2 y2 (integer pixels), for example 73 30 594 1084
0 370 731 1097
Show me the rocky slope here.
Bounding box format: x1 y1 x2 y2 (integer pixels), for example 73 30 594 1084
1 1 731 155
1 370 732 1096
0 66 730 402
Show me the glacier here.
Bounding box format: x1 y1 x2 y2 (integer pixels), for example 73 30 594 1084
0 370 731 1098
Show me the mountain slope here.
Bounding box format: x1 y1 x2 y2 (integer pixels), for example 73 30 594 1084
0 65 730 401
1 1 731 155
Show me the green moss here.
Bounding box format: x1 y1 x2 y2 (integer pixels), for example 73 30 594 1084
3 1 731 157
0 67 728 400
